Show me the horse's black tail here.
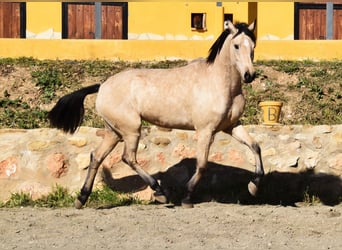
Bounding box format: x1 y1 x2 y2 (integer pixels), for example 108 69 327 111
48 84 100 134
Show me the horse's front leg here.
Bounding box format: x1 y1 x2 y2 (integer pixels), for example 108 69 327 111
182 128 214 208
225 123 264 196
75 129 121 209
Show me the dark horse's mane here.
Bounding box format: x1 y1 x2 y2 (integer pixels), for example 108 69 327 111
206 22 256 64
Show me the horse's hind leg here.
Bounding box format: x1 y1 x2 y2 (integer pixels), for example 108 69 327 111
122 134 167 204
228 124 264 196
75 128 121 209
182 128 214 208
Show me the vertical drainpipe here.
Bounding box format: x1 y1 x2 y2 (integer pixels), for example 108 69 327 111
95 2 102 39
326 2 333 40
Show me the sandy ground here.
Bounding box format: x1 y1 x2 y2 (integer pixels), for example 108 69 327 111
0 202 341 250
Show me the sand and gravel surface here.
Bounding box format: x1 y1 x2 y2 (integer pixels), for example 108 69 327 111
1 202 341 250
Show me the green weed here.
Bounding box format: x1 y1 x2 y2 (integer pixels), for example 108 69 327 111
241 84 261 124
86 185 142 208
1 192 33 208
0 184 142 208
0 97 49 128
276 61 301 74
34 185 75 208
256 60 302 74
31 67 63 102
310 68 328 78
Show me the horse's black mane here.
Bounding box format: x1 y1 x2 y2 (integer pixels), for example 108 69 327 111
206 22 256 64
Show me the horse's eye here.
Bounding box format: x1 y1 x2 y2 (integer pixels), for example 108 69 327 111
234 44 239 50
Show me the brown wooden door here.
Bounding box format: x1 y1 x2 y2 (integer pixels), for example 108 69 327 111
67 3 95 39
63 3 127 39
0 2 25 38
333 9 342 39
299 8 326 40
101 4 123 39
296 3 342 40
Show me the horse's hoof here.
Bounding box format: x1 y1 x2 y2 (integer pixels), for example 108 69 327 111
181 198 194 208
74 199 84 209
153 193 168 204
248 181 258 196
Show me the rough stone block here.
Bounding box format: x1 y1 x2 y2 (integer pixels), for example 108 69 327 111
46 153 68 178
0 156 18 178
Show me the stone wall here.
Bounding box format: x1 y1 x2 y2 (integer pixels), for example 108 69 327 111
0 125 341 202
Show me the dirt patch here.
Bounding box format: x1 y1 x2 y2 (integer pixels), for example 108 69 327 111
1 203 341 249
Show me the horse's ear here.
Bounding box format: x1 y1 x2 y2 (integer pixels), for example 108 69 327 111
226 20 237 34
248 20 256 32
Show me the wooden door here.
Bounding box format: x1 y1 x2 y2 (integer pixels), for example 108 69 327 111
295 3 342 40
0 2 25 38
62 3 127 39
65 3 94 39
299 8 326 39
101 4 123 39
333 9 342 39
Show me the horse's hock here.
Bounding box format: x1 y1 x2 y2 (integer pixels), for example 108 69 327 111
0 125 341 202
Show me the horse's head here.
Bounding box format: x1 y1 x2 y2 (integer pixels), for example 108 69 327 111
227 20 256 83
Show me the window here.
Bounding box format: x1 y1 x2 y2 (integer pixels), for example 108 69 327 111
191 13 206 31
224 13 233 30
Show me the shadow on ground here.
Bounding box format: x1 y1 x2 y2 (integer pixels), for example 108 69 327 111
102 158 342 206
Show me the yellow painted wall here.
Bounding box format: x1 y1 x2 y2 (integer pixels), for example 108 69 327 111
3 2 341 62
128 2 225 39
257 2 294 39
1 39 342 61
222 2 249 23
26 2 62 34
128 2 251 39
256 40 342 61
24 2 293 40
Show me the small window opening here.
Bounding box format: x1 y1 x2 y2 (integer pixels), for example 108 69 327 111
224 13 233 30
191 13 207 31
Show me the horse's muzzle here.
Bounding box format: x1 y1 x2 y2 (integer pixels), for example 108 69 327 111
244 71 256 83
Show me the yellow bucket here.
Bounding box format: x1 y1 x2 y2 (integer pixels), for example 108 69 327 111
259 101 283 125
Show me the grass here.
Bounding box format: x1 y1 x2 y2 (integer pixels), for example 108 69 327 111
87 185 143 208
0 184 143 208
31 66 63 102
0 97 48 128
0 182 336 208
0 58 341 129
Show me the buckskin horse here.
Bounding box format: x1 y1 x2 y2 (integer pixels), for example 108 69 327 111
49 20 264 208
